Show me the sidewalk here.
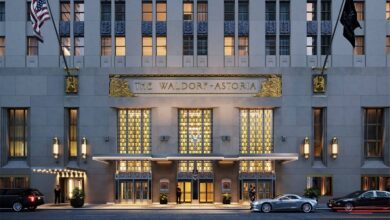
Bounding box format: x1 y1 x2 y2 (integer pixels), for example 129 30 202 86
40 203 330 210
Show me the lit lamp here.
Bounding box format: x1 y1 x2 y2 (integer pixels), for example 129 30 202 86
53 137 60 160
331 137 339 159
303 137 310 159
81 137 87 160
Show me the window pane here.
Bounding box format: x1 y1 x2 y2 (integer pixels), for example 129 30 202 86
355 2 364 21
266 36 276 55
197 36 208 55
61 37 71 56
156 2 167 21
224 1 235 21
0 37 5 56
61 2 71 21
101 2 111 21
74 37 84 56
197 2 208 22
321 0 331 21
307 36 317 55
364 108 384 158
143 2 153 21
266 2 276 21
239 36 248 56
74 2 84 21
183 2 193 21
307 1 317 21
8 109 28 158
115 1 125 21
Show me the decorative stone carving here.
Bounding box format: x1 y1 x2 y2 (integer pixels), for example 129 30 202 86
312 74 327 94
74 21 84 36
321 21 332 35
183 21 193 35
224 21 235 35
198 22 208 34
142 21 153 36
115 21 126 35
238 21 249 36
65 75 78 95
279 21 290 34
266 21 276 34
156 21 167 35
100 21 111 35
307 21 318 35
255 75 282 97
59 21 70 36
109 75 134 97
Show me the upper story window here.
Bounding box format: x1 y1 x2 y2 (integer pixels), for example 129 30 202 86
321 35 331 55
61 37 71 56
197 1 208 22
0 2 5 21
307 36 317 55
142 1 153 22
178 161 213 172
279 36 290 55
67 108 78 159
238 0 249 21
74 37 84 56
142 37 152 56
27 37 38 56
313 108 325 160
60 1 71 21
8 109 28 159
27 2 31 21
74 1 84 21
240 109 273 154
239 161 273 173
265 35 276 55
224 0 235 21
179 109 212 154
0 177 29 189
387 1 390 20
364 108 384 159
0 37 5 56
307 1 317 21
101 2 111 22
361 176 390 191
156 1 167 22
183 36 194 56
354 36 364 55
307 176 332 196
115 37 125 56
321 0 331 21
265 1 276 21
101 36 112 56
197 36 207 55
183 1 193 21
354 1 364 21
224 36 234 56
118 109 151 154
115 1 125 21
156 36 167 56
119 161 151 172
279 1 290 21
386 36 390 55
239 36 248 56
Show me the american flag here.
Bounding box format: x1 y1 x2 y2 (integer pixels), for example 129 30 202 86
30 0 50 42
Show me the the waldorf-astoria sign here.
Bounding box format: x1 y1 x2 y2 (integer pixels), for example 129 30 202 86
109 74 282 97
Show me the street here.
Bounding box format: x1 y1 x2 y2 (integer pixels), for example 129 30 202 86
0 209 389 220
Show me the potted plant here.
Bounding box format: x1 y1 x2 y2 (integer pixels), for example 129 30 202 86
160 193 168 204
222 193 231 204
70 187 85 208
304 187 320 201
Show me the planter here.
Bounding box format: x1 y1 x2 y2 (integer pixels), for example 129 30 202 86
70 198 84 208
160 199 168 204
222 198 231 204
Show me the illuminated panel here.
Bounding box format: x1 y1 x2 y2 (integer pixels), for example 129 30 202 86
239 161 273 173
118 160 151 173
178 161 213 172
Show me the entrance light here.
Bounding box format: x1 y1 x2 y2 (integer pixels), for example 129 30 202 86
331 137 339 159
303 137 310 159
53 137 60 161
81 137 87 160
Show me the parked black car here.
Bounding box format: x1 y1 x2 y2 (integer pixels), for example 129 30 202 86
327 190 390 211
0 188 44 212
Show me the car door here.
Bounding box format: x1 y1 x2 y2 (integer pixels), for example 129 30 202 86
0 189 6 207
275 196 292 210
286 195 301 210
357 191 376 208
375 191 390 207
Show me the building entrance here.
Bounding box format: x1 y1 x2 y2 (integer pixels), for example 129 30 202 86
199 181 213 203
178 181 192 203
241 179 273 202
119 180 149 204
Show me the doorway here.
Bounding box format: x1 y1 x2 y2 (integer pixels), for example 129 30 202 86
241 180 273 201
119 180 149 204
60 178 83 202
178 181 192 203
199 181 213 203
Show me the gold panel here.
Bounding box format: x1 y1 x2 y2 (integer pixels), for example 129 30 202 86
239 161 273 173
118 160 151 173
109 76 134 97
255 75 282 97
313 74 326 93
65 76 78 94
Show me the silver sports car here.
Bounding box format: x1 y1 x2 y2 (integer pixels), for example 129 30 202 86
250 194 317 213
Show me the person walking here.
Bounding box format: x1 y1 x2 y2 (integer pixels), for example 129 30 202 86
176 185 182 204
250 186 256 202
54 185 61 205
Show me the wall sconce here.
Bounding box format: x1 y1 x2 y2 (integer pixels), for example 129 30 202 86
331 137 339 159
52 137 60 161
81 137 87 160
303 137 310 159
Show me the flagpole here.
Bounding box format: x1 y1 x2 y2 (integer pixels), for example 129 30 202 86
320 0 347 75
45 0 71 76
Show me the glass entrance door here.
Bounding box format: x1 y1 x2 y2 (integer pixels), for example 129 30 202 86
178 181 192 203
135 181 149 204
120 181 134 202
199 181 213 203
119 180 149 203
258 180 272 199
242 181 256 201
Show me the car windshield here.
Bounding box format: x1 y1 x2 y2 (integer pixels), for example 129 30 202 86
344 191 363 198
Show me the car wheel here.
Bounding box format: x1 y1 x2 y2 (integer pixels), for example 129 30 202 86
261 203 272 213
344 203 353 212
302 203 313 213
12 202 23 212
28 206 37 211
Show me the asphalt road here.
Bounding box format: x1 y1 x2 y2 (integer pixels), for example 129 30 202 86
0 209 389 220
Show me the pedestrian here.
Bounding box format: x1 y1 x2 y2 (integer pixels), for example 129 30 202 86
176 184 182 204
54 185 61 205
248 184 253 201
250 186 256 202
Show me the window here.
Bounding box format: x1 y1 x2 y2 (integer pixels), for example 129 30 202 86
307 176 332 196
387 36 390 55
115 37 125 56
27 37 38 56
266 1 276 21
101 37 112 56
313 108 325 160
364 108 384 158
142 37 152 56
279 36 290 55
238 0 249 21
27 2 31 21
61 37 71 56
197 36 208 55
142 1 152 22
178 161 213 173
74 37 84 56
224 1 235 21
8 109 28 158
266 35 276 55
307 1 317 21
354 2 364 21
60 2 71 21
321 35 331 55
0 37 5 56
118 109 151 154
239 161 273 173
387 1 390 20
321 0 331 21
115 1 125 21
74 1 84 21
118 161 151 172
183 1 193 21
238 36 248 56
67 109 78 159
361 176 390 191
183 36 193 56
156 2 167 22
101 2 111 22
280 1 290 21
224 36 234 56
354 36 364 55
307 36 317 55
240 109 273 154
197 1 208 22
156 36 166 56
179 109 212 154
0 177 29 188
0 2 4 21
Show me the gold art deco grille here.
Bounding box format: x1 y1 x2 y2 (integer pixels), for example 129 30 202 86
118 109 151 154
240 109 273 154
178 161 213 172
239 161 273 173
179 109 212 154
118 161 151 172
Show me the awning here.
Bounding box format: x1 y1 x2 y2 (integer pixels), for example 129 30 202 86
32 167 86 178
